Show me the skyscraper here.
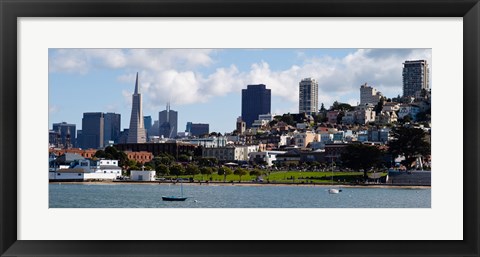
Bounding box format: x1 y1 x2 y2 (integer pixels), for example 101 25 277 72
52 122 76 148
81 112 104 149
144 116 152 131
104 112 121 146
299 78 318 115
127 72 147 143
143 116 152 140
159 103 178 138
402 60 430 98
241 84 271 128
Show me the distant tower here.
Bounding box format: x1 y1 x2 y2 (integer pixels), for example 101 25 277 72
299 78 318 115
402 60 430 98
159 103 178 138
236 116 246 135
127 72 147 143
52 121 76 148
360 83 383 105
65 127 72 149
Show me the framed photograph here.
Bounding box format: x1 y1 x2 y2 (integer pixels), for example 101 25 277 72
1 0 479 256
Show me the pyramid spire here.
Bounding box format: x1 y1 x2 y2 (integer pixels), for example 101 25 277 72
127 72 146 143
134 72 139 94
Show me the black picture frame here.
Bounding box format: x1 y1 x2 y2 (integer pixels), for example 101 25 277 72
1 0 479 256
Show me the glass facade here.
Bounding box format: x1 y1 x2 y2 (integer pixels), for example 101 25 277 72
241 84 271 128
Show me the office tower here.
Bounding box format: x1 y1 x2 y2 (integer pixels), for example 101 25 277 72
104 113 121 146
159 103 178 138
144 116 152 139
402 60 430 98
360 83 383 105
298 78 318 115
127 72 147 143
144 116 152 131
186 122 209 137
81 112 104 149
52 122 76 148
241 84 271 128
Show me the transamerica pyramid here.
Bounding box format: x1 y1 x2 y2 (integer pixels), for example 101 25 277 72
127 72 147 143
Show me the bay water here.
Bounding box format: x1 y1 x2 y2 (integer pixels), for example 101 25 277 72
49 183 430 208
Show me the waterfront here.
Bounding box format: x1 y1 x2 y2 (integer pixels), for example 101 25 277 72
49 183 430 208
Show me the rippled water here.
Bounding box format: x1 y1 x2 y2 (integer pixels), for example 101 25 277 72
49 183 430 208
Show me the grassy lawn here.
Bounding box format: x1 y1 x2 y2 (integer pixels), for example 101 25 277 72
169 170 387 184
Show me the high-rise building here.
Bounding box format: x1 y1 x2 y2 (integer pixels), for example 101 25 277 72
104 113 121 146
52 122 76 148
81 112 104 149
360 83 383 105
186 122 209 137
127 72 147 143
299 78 318 115
241 84 271 128
144 116 152 131
402 60 430 98
159 103 178 138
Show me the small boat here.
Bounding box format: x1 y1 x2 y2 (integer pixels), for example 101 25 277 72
328 158 342 194
162 182 187 201
162 196 187 201
328 188 342 194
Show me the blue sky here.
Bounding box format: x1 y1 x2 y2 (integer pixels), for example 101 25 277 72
49 48 431 134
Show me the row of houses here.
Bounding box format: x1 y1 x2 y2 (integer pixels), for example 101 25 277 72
325 102 425 125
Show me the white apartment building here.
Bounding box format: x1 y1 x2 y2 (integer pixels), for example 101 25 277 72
299 78 319 115
202 145 259 161
360 83 383 105
249 151 286 166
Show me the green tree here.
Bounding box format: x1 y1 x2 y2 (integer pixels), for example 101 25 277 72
155 164 170 177
104 146 119 158
337 111 345 124
94 146 126 167
217 166 233 182
200 167 213 181
185 164 200 179
234 168 247 182
178 154 191 162
198 157 218 167
341 144 384 180
249 169 263 180
374 99 385 115
125 159 138 172
331 101 354 112
269 119 278 127
169 164 185 178
320 103 326 112
388 127 431 169
280 113 295 126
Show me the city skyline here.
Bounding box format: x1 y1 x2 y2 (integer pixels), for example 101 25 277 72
49 48 432 133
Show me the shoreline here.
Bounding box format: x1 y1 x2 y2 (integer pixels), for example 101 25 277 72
49 181 431 189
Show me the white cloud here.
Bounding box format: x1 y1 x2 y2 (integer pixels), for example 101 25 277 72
49 105 59 113
50 48 432 111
